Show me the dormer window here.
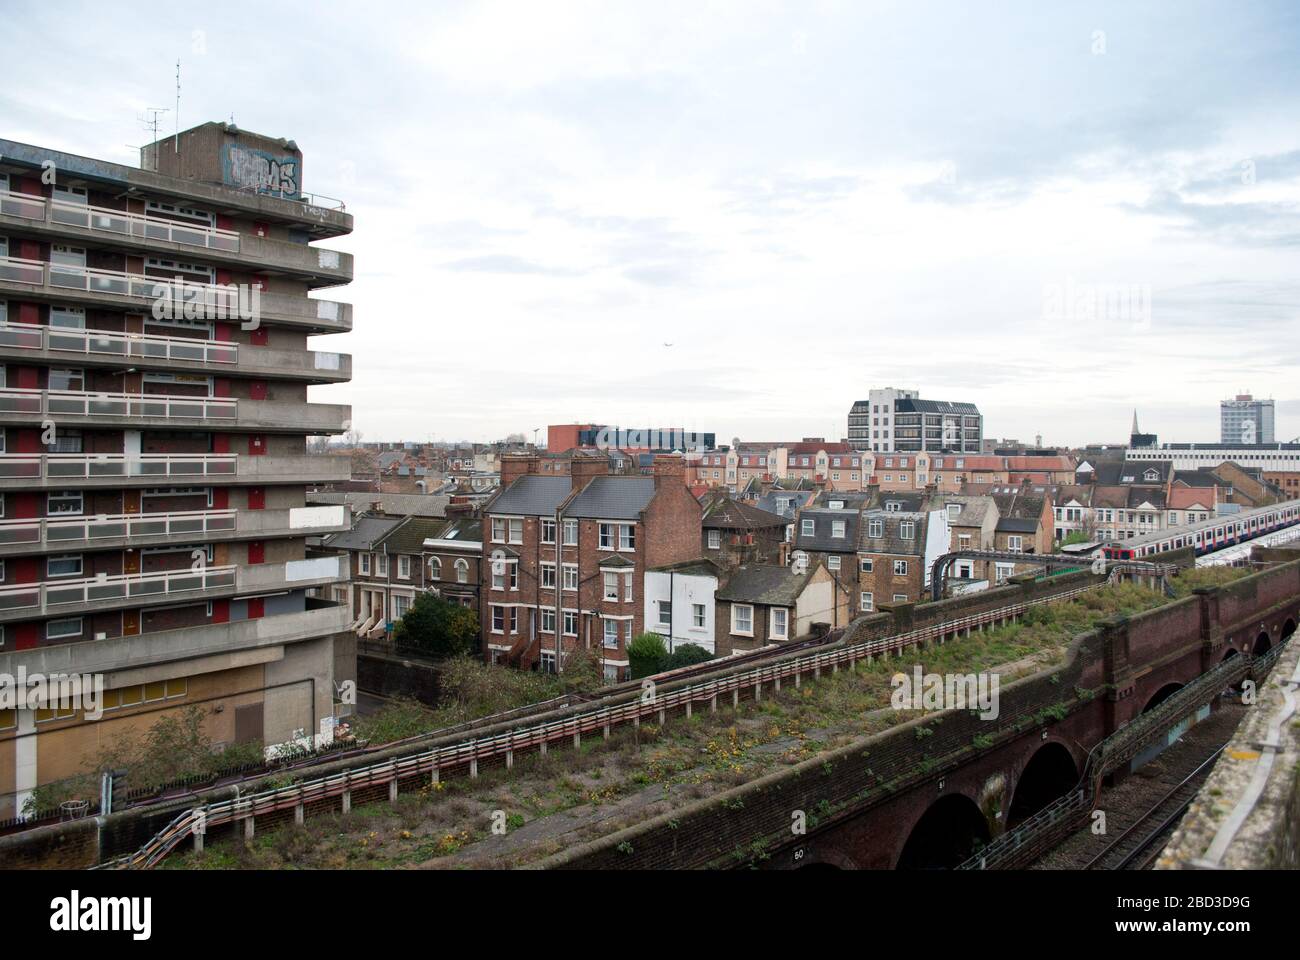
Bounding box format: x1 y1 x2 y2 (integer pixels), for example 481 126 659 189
885 501 901 512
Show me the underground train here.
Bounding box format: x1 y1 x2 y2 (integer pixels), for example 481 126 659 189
1100 499 1300 561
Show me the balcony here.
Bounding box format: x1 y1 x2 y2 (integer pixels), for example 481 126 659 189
0 323 350 384
0 190 353 287
0 553 348 623
0 452 349 490
0 603 351 681
0 388 351 434
0 256 351 334
0 504 350 557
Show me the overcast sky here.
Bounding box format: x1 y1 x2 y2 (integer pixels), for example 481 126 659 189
6 0 1300 448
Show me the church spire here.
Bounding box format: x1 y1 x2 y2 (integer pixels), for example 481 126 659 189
1131 409 1140 437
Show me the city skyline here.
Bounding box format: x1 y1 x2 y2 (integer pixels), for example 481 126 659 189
4 0 1299 446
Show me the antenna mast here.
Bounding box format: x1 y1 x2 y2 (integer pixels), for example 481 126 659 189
174 60 181 153
137 107 170 168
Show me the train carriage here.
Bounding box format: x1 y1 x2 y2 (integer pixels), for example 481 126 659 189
1100 501 1300 562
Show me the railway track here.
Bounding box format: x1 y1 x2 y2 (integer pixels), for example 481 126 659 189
1081 746 1224 871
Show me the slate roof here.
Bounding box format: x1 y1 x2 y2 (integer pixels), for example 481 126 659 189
426 516 483 546
488 475 574 516
943 495 996 525
322 515 403 551
996 517 1040 534
376 516 450 556
894 398 980 415
649 558 726 578
564 476 658 520
716 564 812 606
857 510 928 556
793 507 861 553
702 496 786 530
1088 460 1172 485
756 489 815 519
814 490 874 509
308 492 451 518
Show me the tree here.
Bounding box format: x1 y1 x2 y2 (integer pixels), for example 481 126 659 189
394 593 479 659
627 632 669 679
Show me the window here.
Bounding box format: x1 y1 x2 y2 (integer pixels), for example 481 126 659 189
509 608 518 634
801 518 814 536
376 553 388 577
46 617 83 640
48 490 84 516
603 619 619 648
393 594 411 619
427 557 441 580
562 564 578 590
860 558 873 573
398 555 411 579
508 518 523 543
658 599 672 626
770 607 788 639
829 500 844 510
707 529 721 549
868 519 883 538
359 553 371 575
1008 535 1023 553
563 519 578 545
947 503 962 520
831 519 846 538
827 555 841 571
492 565 506 591
541 519 556 544
893 594 908 603
541 563 556 589
732 604 753 635
47 554 82 578
899 520 915 540
603 571 619 601
563 610 578 636
454 559 469 583
491 518 506 543
893 559 908 576
491 606 505 633
599 523 615 549
860 592 873 611
619 525 635 550
624 573 633 602
540 608 556 633
692 603 706 628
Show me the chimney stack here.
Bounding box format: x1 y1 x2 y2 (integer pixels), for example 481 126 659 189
570 451 611 490
652 453 686 489
500 453 539 488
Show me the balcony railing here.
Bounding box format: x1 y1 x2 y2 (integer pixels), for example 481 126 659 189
0 509 238 549
0 564 238 614
0 387 237 422
0 322 237 365
0 189 241 252
0 453 237 482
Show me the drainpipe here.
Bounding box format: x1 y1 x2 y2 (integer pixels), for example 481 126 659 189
555 506 564 675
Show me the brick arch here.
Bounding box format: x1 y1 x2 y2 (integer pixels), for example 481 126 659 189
892 790 990 870
1006 739 1080 828
793 846 860 871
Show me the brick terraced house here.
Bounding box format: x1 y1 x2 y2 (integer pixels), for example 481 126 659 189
482 452 701 681
0 124 354 816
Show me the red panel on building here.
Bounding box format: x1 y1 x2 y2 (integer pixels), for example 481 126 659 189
247 540 265 564
248 486 265 510
248 597 265 619
248 434 267 456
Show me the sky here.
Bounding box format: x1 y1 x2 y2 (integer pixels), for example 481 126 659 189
4 0 1300 448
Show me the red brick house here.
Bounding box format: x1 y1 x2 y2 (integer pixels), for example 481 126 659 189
482 452 701 680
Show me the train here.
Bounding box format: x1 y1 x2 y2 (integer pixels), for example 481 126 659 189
1100 500 1300 561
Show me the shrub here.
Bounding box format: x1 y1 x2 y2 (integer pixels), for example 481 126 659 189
662 643 714 671
394 593 479 658
628 632 669 679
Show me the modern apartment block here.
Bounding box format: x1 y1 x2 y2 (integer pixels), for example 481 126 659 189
1220 394 1275 444
0 124 354 816
847 387 982 454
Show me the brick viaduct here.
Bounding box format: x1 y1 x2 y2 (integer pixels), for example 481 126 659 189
543 559 1300 870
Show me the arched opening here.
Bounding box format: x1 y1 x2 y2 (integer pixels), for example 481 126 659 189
1282 619 1296 640
896 794 990 870
1142 682 1183 714
1007 742 1078 827
1221 647 1239 663
1252 632 1271 656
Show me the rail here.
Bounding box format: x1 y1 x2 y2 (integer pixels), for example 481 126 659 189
0 388 236 421
0 453 237 481
957 638 1287 870
0 322 237 365
0 565 237 614
0 189 241 251
0 509 237 548
109 580 1099 868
